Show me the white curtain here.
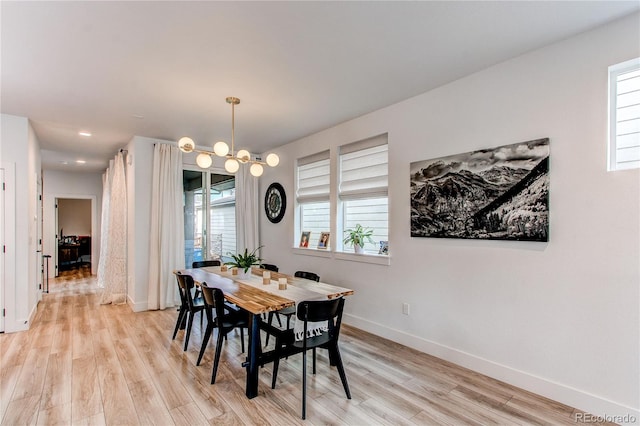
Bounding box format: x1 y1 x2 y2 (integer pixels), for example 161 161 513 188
235 166 259 252
97 168 110 289
147 144 185 310
99 152 128 304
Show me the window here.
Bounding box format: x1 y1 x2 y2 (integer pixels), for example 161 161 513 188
183 170 235 267
296 152 330 248
609 58 640 171
339 135 388 254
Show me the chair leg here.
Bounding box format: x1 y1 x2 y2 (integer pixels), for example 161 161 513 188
332 345 351 399
211 329 225 384
196 322 213 366
301 348 307 420
184 312 195 351
265 312 274 346
172 308 186 339
271 339 281 389
240 328 245 353
312 347 317 375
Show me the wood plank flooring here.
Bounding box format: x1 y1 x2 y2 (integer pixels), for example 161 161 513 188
0 270 610 425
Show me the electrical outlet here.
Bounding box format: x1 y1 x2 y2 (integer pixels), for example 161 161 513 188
402 303 410 315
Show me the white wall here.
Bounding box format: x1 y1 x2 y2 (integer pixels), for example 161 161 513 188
258 14 640 420
42 169 102 277
126 136 155 312
58 199 92 236
0 114 41 332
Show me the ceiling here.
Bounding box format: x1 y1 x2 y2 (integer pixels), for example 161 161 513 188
2 1 638 172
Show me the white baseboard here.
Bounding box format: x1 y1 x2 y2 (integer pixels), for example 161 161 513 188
343 313 640 425
127 296 148 313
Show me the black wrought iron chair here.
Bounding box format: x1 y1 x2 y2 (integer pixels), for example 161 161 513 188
262 297 351 419
172 272 206 351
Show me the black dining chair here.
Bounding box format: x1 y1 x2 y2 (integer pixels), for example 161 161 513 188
264 297 351 419
260 263 279 272
294 271 320 282
192 260 221 268
265 271 320 346
197 283 249 384
173 272 206 351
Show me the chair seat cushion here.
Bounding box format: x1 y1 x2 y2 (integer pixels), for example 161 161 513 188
277 306 296 316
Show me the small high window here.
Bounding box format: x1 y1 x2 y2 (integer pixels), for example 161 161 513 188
609 58 640 171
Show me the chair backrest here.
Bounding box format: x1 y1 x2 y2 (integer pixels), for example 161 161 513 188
297 297 345 344
294 271 320 282
175 272 197 308
199 283 227 320
192 260 221 268
260 263 279 272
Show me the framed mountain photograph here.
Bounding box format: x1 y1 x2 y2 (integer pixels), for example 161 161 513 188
410 138 549 242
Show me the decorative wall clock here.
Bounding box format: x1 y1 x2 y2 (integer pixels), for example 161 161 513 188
265 182 286 223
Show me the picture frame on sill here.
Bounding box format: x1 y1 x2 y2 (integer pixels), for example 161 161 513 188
318 232 330 249
299 231 311 248
378 240 388 255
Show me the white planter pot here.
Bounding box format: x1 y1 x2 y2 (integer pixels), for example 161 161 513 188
354 245 365 254
237 269 252 280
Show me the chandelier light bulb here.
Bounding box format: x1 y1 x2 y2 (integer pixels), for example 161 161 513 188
266 153 280 167
225 158 240 173
178 137 195 153
236 149 251 162
213 141 229 157
196 153 213 168
250 163 264 177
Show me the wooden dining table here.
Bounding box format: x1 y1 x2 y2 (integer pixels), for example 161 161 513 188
177 266 354 399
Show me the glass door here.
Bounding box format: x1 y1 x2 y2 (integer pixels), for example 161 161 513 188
183 170 236 268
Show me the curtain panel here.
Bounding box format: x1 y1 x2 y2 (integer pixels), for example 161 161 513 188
148 144 185 310
99 152 128 304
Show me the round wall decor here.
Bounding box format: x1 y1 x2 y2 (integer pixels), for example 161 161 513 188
265 182 286 223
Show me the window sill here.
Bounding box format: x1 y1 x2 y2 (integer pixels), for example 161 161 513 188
334 251 390 265
291 247 333 258
291 247 390 265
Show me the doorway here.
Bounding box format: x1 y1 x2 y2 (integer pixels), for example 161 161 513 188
55 198 92 276
1 167 4 332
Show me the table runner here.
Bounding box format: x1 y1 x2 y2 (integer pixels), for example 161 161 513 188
204 267 327 340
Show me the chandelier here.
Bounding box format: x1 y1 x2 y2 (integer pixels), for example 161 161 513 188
177 97 279 177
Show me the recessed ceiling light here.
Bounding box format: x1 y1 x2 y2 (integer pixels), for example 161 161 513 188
76 160 86 164
60 161 68 165
78 131 92 137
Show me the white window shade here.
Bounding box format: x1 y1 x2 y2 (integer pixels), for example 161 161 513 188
339 144 388 198
297 154 330 202
610 58 640 171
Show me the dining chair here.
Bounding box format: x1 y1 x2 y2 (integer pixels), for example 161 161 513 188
192 260 221 268
265 297 351 419
265 271 320 346
197 283 249 384
294 271 320 282
173 272 206 351
260 263 279 272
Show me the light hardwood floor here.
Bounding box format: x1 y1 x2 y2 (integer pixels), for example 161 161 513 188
1 269 609 425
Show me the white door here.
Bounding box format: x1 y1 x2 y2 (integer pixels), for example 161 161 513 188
1 168 5 332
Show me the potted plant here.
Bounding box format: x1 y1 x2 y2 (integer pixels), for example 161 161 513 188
225 246 262 279
343 224 374 254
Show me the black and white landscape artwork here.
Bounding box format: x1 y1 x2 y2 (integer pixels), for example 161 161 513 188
410 138 549 242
